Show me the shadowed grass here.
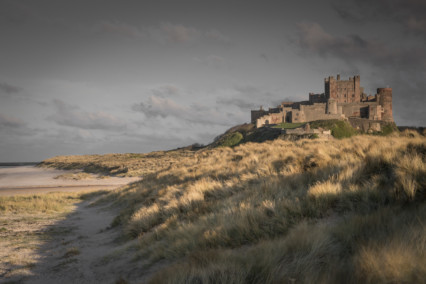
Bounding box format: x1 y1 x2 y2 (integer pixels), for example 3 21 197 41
33 131 426 283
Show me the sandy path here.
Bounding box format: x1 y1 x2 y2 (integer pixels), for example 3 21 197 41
0 166 139 196
25 199 141 284
0 167 154 283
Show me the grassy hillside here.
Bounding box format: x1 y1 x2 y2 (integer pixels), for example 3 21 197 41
84 132 425 283
36 129 426 283
39 150 195 177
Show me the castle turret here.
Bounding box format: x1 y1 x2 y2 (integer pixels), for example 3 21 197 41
354 75 361 102
327 98 337 114
377 88 393 121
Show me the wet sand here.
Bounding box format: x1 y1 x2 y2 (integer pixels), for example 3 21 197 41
0 166 140 196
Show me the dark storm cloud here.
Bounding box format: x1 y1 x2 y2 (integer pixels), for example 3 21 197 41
0 82 21 94
295 22 426 70
332 0 426 38
49 99 126 131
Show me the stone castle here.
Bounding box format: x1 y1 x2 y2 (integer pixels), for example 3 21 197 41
251 75 393 131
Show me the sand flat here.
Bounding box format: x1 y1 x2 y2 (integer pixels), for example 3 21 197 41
0 166 140 196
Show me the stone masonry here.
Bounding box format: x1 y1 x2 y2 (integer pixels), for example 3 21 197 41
251 75 393 131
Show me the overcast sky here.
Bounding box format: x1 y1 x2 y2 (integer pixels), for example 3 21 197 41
1 0 425 162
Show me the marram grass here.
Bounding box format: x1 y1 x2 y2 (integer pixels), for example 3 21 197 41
46 132 426 283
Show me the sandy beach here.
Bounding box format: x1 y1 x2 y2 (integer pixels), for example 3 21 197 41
0 166 140 196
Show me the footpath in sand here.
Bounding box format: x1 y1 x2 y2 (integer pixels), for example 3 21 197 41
0 166 148 283
0 166 139 196
26 198 143 284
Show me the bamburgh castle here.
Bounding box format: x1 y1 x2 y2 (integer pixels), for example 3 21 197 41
251 75 393 131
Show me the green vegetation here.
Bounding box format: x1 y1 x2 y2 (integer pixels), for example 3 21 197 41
380 122 398 136
272 122 305 129
216 132 244 147
310 119 358 138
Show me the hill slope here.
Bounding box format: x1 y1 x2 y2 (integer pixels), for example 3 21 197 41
96 133 425 283
36 130 426 283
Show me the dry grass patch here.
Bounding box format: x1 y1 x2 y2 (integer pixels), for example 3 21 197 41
39 150 196 177
95 134 426 283
35 133 426 283
0 190 107 282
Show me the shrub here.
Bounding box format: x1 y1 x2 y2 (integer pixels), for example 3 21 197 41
217 132 244 147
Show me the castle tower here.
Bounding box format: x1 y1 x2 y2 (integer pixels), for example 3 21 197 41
325 75 362 103
327 98 337 114
353 75 361 102
377 88 393 121
325 76 336 100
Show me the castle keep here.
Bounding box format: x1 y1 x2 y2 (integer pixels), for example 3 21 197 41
251 75 393 131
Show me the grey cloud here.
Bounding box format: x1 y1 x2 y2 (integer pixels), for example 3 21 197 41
151 85 180 98
332 0 426 38
216 97 257 111
132 96 231 126
0 113 26 128
216 86 281 111
95 21 145 39
295 22 426 70
0 113 37 138
204 29 231 45
50 99 126 131
132 96 187 118
160 22 200 43
260 53 269 62
0 82 20 94
194 55 227 68
93 21 231 45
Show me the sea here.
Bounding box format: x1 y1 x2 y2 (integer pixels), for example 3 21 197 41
0 162 40 168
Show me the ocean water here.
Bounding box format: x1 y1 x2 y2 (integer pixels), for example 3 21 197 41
0 162 39 168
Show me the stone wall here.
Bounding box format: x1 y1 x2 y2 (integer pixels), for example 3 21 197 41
348 117 392 132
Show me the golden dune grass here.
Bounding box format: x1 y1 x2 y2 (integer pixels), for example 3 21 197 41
51 132 426 283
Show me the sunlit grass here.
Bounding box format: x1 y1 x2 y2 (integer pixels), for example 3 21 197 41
102 133 425 283
37 130 426 283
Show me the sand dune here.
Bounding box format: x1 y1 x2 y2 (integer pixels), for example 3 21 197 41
0 166 139 196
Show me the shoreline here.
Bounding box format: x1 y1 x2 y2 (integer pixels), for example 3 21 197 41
0 165 139 197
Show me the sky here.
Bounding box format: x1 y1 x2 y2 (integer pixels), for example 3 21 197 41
1 0 425 162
